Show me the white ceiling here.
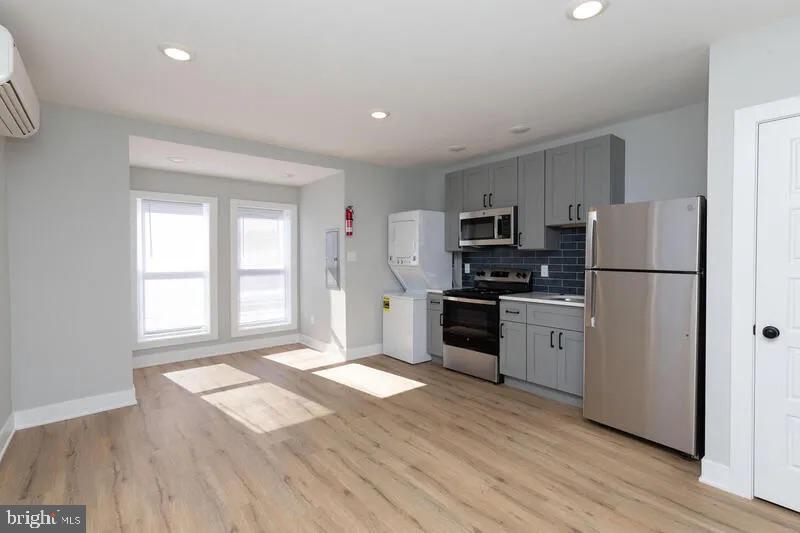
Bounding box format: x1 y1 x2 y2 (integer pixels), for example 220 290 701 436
2 1 799 167
129 137 340 186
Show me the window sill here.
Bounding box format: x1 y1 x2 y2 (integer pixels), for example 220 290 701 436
135 331 218 350
231 322 296 338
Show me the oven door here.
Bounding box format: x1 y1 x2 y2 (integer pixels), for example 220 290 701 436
459 207 516 246
442 296 499 355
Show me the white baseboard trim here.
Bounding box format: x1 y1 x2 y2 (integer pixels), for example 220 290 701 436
298 335 382 361
133 334 300 369
298 334 345 357
0 413 14 464
699 458 735 494
14 387 138 430
346 343 383 360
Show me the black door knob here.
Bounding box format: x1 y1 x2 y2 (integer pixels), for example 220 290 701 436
762 326 780 339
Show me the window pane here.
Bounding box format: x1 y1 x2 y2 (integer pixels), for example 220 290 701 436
239 272 287 326
143 277 207 335
143 200 209 273
239 216 284 270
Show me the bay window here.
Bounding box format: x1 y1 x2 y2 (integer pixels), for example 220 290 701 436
132 192 218 347
230 200 297 336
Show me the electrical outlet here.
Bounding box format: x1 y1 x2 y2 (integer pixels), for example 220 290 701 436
464 263 470 274
541 265 549 278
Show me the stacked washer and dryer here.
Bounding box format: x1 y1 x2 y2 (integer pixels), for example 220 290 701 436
382 210 452 364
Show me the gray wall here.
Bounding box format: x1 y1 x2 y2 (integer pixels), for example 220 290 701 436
6 105 133 411
344 169 428 350
3 102 418 411
0 138 11 424
299 173 347 350
415 102 709 212
704 15 800 468
130 167 300 361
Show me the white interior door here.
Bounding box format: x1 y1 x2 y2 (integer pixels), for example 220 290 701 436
755 114 800 512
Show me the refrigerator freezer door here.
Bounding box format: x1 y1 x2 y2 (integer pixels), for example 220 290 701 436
586 197 704 272
583 270 700 455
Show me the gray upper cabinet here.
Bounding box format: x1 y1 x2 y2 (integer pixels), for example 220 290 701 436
499 320 526 380
445 171 463 252
518 151 559 250
461 158 519 212
545 143 578 226
487 157 518 208
576 135 625 222
462 165 490 211
545 135 625 227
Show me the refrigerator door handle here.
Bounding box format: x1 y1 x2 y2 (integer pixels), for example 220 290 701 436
585 271 597 328
585 209 598 268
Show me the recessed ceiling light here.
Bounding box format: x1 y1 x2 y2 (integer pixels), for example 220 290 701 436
568 0 608 20
159 44 193 62
509 125 531 134
370 110 390 120
448 145 467 153
285 171 295 178
166 156 186 163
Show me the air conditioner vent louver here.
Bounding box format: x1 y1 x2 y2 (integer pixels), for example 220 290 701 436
0 25 40 138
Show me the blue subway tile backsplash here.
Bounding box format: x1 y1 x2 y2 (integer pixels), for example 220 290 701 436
462 227 586 295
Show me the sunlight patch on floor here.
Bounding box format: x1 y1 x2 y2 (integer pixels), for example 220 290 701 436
163 363 260 393
312 363 426 398
202 382 332 433
264 348 346 370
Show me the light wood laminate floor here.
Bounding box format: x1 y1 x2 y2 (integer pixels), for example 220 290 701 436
1 345 799 532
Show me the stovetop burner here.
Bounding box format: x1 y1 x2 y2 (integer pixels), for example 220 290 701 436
443 268 532 301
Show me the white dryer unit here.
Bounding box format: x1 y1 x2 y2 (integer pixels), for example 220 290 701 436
383 210 451 364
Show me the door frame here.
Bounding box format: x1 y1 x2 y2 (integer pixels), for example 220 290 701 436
720 94 800 499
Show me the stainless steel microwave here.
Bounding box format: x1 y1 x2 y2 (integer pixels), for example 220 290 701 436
459 206 517 246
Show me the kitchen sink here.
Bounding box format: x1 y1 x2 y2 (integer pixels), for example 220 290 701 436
544 294 584 303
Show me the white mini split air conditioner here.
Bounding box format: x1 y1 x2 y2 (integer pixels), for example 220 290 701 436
0 25 39 138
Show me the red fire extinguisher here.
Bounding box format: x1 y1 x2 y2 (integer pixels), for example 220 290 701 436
345 205 354 237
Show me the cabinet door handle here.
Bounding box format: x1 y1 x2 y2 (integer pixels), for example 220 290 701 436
568 204 573 221
500 322 505 339
550 330 554 348
517 232 522 247
506 310 520 315
558 331 563 350
577 204 582 221
488 193 493 207
439 313 443 326
483 194 487 208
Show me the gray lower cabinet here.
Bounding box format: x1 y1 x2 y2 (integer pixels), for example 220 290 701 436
527 325 559 388
445 171 463 251
499 320 526 380
426 295 444 357
499 301 584 398
558 330 584 396
462 165 490 211
518 151 559 250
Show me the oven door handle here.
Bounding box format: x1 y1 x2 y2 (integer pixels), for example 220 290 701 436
442 296 498 306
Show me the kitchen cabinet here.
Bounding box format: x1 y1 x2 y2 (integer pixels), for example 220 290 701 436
445 171 463 252
545 135 625 226
462 165 490 211
461 158 519 212
518 151 559 250
498 299 584 398
426 294 444 357
499 320 526 380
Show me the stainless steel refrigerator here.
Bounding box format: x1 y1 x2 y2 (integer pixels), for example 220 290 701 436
583 196 705 457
